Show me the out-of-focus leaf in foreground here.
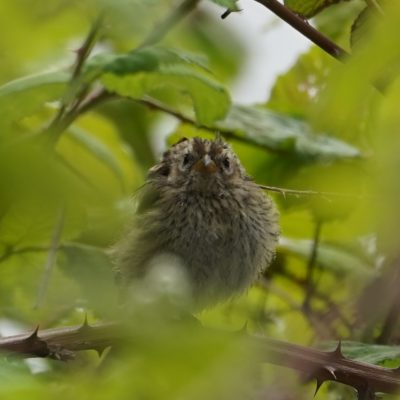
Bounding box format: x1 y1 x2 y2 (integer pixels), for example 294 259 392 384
0 71 68 128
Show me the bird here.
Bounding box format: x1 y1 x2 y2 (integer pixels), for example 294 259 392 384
114 136 279 310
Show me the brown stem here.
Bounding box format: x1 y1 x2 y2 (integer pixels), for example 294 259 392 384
72 14 104 80
1 322 400 395
252 0 349 61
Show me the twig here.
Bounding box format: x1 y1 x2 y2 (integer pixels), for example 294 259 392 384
252 0 349 61
72 14 104 80
1 321 400 396
44 16 103 145
259 184 368 200
34 206 66 309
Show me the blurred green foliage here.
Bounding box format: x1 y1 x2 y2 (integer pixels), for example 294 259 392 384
0 0 400 398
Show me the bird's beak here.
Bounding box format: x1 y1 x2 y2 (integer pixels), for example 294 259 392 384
193 154 217 174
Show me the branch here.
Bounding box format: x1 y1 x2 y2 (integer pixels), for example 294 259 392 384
0 322 117 360
252 0 349 61
1 322 400 396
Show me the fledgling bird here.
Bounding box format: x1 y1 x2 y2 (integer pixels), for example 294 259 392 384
114 136 279 309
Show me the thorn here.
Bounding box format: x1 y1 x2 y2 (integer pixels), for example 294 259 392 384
79 314 91 332
25 325 40 341
324 366 337 380
314 379 323 397
95 346 108 357
330 340 344 359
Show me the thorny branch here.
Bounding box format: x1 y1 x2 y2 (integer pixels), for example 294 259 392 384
1 322 400 397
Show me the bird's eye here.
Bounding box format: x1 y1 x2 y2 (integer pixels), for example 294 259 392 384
222 157 230 169
182 153 193 167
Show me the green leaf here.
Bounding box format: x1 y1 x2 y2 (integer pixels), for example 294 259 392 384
216 105 361 161
284 0 350 18
350 7 378 50
0 71 68 127
87 47 229 125
86 47 209 80
279 237 375 277
323 341 400 364
208 0 240 11
101 66 230 125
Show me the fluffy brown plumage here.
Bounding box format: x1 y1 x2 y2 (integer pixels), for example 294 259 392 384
114 137 279 309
